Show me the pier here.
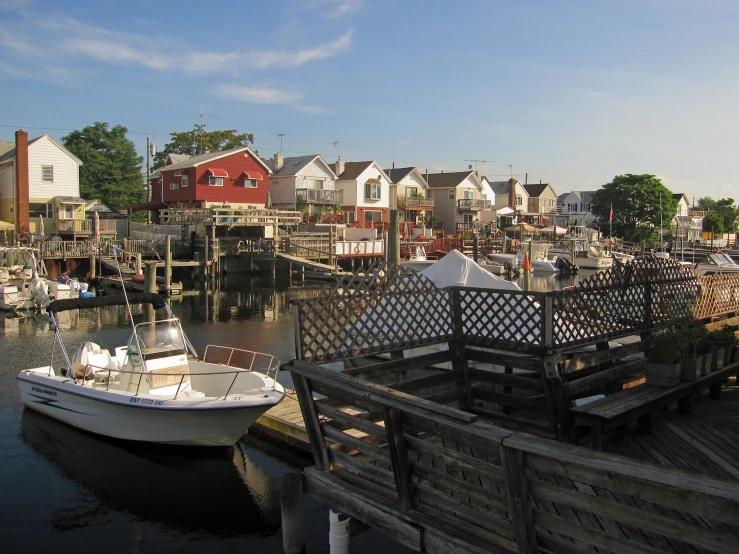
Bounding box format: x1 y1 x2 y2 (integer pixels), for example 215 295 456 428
273 258 739 553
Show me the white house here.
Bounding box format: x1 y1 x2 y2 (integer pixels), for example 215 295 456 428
331 159 393 227
489 179 530 212
556 191 597 227
384 166 433 226
426 171 490 236
267 153 339 210
0 130 83 235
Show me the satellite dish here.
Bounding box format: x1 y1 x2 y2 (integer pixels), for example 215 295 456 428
468 164 473 170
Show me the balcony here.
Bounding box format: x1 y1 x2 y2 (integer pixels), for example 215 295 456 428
51 218 117 236
457 199 491 211
296 188 343 205
397 196 435 210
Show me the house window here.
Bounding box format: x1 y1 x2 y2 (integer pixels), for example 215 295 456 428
406 187 417 197
305 178 324 190
463 214 474 224
42 165 53 182
364 182 381 200
364 210 383 223
482 194 487 201
243 178 258 188
568 203 578 212
448 190 455 200
582 202 590 212
209 176 224 186
516 195 523 206
170 181 179 190
181 176 188 187
46 203 54 218
549 198 554 207
62 204 75 220
464 190 474 200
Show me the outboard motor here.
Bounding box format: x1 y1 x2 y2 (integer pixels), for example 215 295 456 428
556 257 578 274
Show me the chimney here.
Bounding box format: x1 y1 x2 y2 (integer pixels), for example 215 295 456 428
273 152 284 171
508 178 516 209
335 156 345 177
15 129 30 236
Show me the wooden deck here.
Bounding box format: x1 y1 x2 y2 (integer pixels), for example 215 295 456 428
606 383 739 482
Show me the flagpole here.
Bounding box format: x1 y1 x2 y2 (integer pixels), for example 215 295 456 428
609 203 612 238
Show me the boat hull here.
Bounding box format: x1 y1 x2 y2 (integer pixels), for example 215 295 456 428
18 369 284 447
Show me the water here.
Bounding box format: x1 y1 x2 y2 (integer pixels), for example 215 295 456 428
0 280 412 554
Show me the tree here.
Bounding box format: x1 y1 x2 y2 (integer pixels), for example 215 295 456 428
698 196 737 232
62 122 145 209
591 174 677 243
703 211 724 236
153 124 254 168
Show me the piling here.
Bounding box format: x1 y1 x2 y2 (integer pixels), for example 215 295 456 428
165 235 171 293
281 472 305 554
388 210 400 266
143 261 157 324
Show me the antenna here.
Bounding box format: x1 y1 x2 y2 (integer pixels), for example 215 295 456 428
330 141 340 157
273 133 296 153
189 107 218 154
464 158 493 173
508 164 513 178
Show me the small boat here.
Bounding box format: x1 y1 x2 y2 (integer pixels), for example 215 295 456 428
0 246 50 311
695 252 739 275
17 293 285 446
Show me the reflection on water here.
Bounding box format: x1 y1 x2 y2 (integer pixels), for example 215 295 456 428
21 410 281 537
507 268 602 292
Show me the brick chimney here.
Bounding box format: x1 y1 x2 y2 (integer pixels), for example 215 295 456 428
508 178 516 209
335 156 345 177
15 129 30 236
273 152 284 171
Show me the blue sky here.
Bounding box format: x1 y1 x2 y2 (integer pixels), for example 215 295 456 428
1 0 737 201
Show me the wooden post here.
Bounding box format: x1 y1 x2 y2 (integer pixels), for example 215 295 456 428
281 472 306 554
122 238 129 263
472 231 479 262
164 235 171 293
89 253 96 278
328 224 334 268
500 445 538 553
382 406 414 512
204 234 209 281
292 374 330 470
388 210 400 266
144 261 157 326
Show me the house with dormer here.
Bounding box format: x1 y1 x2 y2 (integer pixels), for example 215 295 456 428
266 153 340 211
331 158 393 228
426 171 490 236
384 166 433 226
524 183 558 226
556 191 597 227
672 193 703 244
153 146 272 209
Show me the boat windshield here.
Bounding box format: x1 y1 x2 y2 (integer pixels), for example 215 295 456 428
128 318 188 361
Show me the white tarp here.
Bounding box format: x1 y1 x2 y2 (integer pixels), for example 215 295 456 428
540 225 567 235
420 249 521 291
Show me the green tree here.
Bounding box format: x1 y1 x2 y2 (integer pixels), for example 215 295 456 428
154 124 254 167
698 196 737 232
591 174 677 243
62 122 145 209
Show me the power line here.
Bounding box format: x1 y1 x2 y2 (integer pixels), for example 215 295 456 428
0 124 170 137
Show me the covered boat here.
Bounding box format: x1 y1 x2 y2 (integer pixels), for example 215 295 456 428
17 293 285 446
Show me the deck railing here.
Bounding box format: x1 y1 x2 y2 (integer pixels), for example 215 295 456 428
288 358 739 554
160 207 301 227
397 196 434 210
296 188 343 205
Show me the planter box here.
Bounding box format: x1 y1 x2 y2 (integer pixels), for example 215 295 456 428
712 348 725 371
645 361 682 387
681 356 703 382
731 345 739 364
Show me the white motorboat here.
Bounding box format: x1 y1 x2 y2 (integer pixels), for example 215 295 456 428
0 247 50 311
695 252 739 275
17 293 285 447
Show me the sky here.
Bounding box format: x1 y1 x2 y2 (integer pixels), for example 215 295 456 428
1 0 737 202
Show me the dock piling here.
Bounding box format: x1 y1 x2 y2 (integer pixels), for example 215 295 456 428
165 235 171 293
281 472 306 554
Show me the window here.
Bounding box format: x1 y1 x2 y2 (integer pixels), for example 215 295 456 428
549 198 554 207
209 176 224 186
582 202 590 212
364 210 383 222
46 203 54 218
29 202 54 218
181 176 188 187
305 178 324 190
516 195 523 206
463 214 474 224
170 182 179 190
448 189 455 200
364 182 381 200
482 194 487 201
42 165 53 182
62 204 74 220
243 178 258 188
464 190 474 200
406 186 417 197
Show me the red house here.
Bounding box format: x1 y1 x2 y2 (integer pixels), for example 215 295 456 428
151 147 272 208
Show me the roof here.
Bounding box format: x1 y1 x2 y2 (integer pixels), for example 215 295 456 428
331 160 374 180
490 180 515 194
159 146 271 175
56 196 86 203
426 171 477 188
0 141 14 158
673 193 688 201
0 134 83 165
166 153 191 165
384 167 415 183
580 191 597 202
267 154 337 178
523 184 553 198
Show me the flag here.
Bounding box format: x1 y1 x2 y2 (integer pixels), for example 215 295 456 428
609 205 613 222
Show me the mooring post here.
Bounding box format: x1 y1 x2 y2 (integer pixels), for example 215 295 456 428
204 234 209 281
281 472 305 554
144 261 157 325
388 210 400 266
329 511 351 554
89 253 96 279
165 235 171 293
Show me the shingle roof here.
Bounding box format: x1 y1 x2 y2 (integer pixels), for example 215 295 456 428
384 167 415 183
159 146 271 174
523 184 551 197
426 171 475 188
580 191 597 202
57 196 86 203
331 161 375 180
167 153 191 165
267 154 331 177
490 180 512 194
0 134 83 165
0 141 14 159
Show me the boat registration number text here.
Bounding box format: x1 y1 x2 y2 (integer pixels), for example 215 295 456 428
129 397 164 406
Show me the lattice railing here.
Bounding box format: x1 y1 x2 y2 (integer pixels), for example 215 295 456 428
693 271 739 319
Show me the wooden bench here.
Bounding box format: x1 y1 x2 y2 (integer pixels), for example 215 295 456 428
572 360 739 450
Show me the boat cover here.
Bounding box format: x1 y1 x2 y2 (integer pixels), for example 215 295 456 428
421 250 521 291
47 293 166 314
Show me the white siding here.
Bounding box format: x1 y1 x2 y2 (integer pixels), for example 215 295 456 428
270 175 298 205
270 158 336 207
296 159 336 190
397 171 427 197
352 163 392 210
28 136 80 200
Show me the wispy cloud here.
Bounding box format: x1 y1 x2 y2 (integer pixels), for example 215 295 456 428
294 105 331 114
216 84 304 104
292 0 362 18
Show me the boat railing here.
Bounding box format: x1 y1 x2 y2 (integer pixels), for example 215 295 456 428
202 345 281 384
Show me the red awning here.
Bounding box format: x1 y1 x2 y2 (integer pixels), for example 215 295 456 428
240 171 263 180
206 168 229 178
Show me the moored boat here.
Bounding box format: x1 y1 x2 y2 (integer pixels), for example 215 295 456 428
17 293 285 446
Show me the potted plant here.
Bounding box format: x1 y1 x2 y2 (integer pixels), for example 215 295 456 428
680 327 708 382
705 323 739 368
644 326 684 387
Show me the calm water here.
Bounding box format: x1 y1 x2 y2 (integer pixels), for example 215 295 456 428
0 279 411 554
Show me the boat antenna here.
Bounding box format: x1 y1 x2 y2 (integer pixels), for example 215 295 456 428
110 245 145 367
